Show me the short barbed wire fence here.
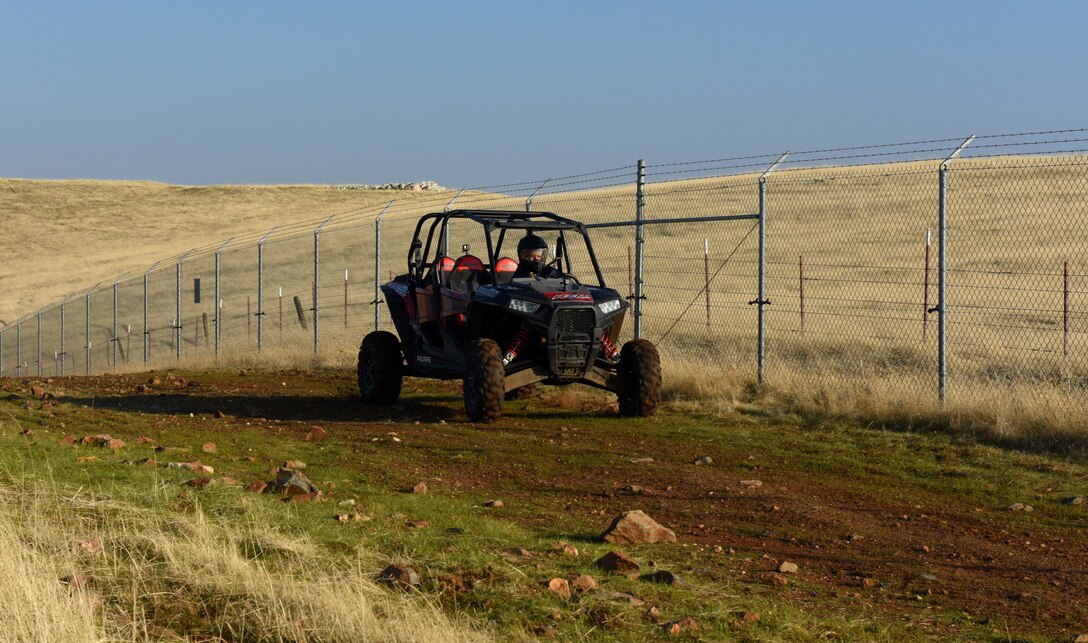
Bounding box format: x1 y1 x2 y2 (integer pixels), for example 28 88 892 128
3 129 1088 412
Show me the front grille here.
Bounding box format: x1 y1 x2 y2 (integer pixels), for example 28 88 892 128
554 308 595 336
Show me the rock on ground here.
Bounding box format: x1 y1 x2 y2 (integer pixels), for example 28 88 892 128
600 510 677 544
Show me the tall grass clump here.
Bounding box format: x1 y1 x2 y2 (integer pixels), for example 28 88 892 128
0 472 488 642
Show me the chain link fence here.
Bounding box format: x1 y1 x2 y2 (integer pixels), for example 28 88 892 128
3 130 1087 416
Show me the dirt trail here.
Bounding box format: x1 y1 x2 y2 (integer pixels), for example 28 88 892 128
29 369 1088 639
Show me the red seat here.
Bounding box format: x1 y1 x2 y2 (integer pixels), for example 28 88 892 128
449 255 484 292
494 257 517 284
433 257 455 286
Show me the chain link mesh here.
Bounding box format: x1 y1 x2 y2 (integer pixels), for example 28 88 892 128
3 135 1087 417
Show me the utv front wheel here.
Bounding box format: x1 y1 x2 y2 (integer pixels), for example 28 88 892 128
358 331 403 404
617 339 661 417
464 338 505 422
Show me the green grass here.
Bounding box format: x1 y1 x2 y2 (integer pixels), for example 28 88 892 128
1 369 1085 641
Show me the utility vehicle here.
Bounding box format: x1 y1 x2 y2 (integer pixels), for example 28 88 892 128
357 209 660 421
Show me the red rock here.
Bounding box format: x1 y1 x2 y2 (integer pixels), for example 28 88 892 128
58 435 76 445
247 481 268 493
284 491 320 503
186 477 212 488
778 561 799 574
765 572 789 587
81 434 113 446
201 442 217 453
213 410 226 419
553 541 579 557
662 617 698 636
377 564 420 590
20 429 33 437
595 551 639 573
107 438 126 449
547 578 571 599
30 386 45 397
568 574 598 592
136 436 155 444
412 482 428 494
77 456 97 463
244 456 256 462
136 384 148 393
284 460 306 470
600 510 677 544
406 519 430 529
742 611 760 623
148 377 161 386
218 476 240 486
305 427 328 441
137 458 157 467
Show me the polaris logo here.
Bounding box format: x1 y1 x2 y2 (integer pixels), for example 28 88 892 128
546 292 593 302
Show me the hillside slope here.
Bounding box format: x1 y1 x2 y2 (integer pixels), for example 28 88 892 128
0 179 443 322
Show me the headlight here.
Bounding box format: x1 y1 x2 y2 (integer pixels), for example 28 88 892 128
508 299 540 314
598 299 622 315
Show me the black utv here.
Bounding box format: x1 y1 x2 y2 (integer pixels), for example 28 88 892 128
357 209 661 422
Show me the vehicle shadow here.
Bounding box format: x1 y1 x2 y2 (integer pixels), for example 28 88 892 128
58 392 460 423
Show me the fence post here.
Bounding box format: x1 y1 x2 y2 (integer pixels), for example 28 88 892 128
213 238 234 357
1064 260 1070 358
937 135 975 404
313 215 335 355
374 200 395 332
112 278 120 369
0 328 4 377
176 250 194 362
58 302 65 376
256 228 276 353
36 312 42 377
756 152 789 385
85 286 94 375
143 262 158 365
634 160 645 339
16 319 22 377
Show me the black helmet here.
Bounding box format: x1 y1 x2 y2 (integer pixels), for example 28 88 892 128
517 234 549 254
516 234 549 274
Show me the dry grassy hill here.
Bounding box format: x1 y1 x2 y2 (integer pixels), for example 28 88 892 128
0 179 445 323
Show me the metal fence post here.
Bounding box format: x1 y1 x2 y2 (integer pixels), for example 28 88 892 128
143 262 158 366
314 216 335 354
374 201 395 332
256 228 276 353
634 160 645 339
756 152 789 385
176 250 194 361
937 135 976 404
0 328 4 377
214 238 234 356
112 278 120 368
85 287 94 375
36 312 42 376
16 319 22 377
59 301 65 376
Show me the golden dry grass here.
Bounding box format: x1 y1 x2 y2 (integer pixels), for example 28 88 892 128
0 472 487 642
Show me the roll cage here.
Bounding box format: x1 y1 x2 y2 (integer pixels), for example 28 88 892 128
406 210 608 287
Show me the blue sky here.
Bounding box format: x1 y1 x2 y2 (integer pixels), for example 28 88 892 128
1 1 1085 186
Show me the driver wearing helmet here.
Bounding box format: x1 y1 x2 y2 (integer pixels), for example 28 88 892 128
513 234 552 278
